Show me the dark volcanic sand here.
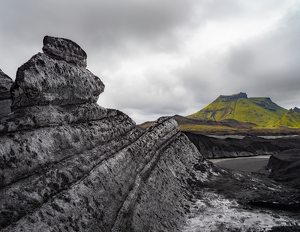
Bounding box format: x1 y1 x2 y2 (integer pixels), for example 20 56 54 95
210 155 270 174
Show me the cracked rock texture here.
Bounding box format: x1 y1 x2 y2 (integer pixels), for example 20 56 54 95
1 36 299 232
11 36 104 109
0 70 13 118
0 36 198 231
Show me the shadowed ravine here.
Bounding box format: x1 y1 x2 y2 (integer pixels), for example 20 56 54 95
0 36 299 231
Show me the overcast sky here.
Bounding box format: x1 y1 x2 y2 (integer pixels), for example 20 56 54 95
1 0 299 123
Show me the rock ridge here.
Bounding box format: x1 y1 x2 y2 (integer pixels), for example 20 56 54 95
11 36 104 109
0 36 194 231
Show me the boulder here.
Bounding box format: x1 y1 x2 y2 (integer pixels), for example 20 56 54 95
43 35 87 68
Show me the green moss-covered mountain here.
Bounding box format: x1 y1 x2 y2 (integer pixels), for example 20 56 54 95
275 108 300 128
188 92 300 128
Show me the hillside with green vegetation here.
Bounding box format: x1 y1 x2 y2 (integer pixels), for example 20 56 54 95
188 92 289 128
138 94 300 135
275 108 300 128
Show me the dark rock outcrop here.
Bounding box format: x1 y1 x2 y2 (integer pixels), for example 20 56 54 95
268 149 300 189
184 131 300 159
0 36 196 231
0 36 299 231
11 36 104 109
0 70 13 118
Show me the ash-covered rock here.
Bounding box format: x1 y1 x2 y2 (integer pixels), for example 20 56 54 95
0 36 192 231
11 36 104 109
0 70 13 118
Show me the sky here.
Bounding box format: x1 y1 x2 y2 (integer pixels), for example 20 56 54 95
1 0 299 123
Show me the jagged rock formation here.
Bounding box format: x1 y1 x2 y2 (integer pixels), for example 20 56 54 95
0 36 194 231
1 36 299 231
0 70 13 118
10 36 104 109
184 132 300 159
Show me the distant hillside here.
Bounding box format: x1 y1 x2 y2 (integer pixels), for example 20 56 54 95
275 108 300 128
138 93 300 134
188 92 289 128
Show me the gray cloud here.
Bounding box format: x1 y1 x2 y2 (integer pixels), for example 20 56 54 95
226 6 300 108
1 0 196 72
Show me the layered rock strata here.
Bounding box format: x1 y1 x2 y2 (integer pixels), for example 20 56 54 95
0 70 13 118
10 36 104 109
0 36 196 231
1 36 299 231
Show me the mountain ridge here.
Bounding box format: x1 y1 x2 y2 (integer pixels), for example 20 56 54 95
188 92 299 128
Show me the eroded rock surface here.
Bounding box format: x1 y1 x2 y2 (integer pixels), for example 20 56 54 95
11 36 104 109
1 36 299 232
0 70 13 118
184 131 300 159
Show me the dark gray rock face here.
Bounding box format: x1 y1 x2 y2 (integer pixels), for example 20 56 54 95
0 70 13 118
1 36 196 231
11 37 104 109
184 131 300 158
1 36 299 231
0 70 13 100
43 35 87 67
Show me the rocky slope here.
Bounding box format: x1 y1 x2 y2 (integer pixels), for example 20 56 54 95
0 36 299 231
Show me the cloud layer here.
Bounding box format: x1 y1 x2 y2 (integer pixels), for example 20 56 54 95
1 0 299 123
